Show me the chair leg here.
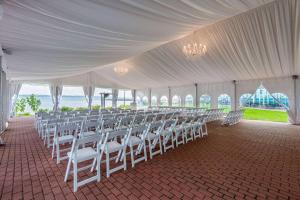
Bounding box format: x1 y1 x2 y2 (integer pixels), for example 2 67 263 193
106 153 110 178
123 147 127 170
143 141 147 161
51 141 55 159
96 155 101 182
73 161 78 192
56 143 60 164
158 137 162 155
130 145 134 168
64 158 72 182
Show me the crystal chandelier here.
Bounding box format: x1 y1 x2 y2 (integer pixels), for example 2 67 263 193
182 42 207 57
114 66 128 75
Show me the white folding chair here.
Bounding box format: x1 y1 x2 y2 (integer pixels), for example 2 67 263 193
45 119 65 148
52 122 81 164
183 117 195 143
121 124 148 168
98 129 129 178
64 134 102 192
174 117 186 147
147 121 163 159
79 120 100 138
161 119 177 152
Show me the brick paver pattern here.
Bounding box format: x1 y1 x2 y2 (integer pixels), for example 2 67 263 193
0 117 300 200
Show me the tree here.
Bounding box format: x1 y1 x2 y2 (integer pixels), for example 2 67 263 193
26 94 41 113
15 98 27 113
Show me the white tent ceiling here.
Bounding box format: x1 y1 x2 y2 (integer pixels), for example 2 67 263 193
1 0 299 90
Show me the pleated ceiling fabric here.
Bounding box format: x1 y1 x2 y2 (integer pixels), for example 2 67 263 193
1 0 273 84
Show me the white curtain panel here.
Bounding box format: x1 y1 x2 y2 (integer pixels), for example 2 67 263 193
8 82 21 117
50 84 63 111
111 89 118 108
83 86 95 110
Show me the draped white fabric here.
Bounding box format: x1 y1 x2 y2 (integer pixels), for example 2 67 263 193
8 82 21 117
83 86 95 110
2 0 298 92
111 89 118 108
1 0 272 82
50 84 62 112
1 0 300 124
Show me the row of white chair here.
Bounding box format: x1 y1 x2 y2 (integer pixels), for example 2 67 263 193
222 110 243 126
60 114 208 192
36 111 180 148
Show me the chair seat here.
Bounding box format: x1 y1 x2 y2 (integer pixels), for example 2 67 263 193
58 135 74 143
67 147 97 162
127 136 142 146
79 131 96 137
102 141 123 153
161 130 172 136
148 132 157 140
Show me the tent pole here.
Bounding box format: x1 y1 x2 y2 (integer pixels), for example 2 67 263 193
148 88 152 108
233 80 237 111
292 75 298 124
168 87 171 107
195 83 199 108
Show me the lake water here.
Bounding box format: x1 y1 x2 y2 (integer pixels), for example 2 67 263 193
18 95 131 113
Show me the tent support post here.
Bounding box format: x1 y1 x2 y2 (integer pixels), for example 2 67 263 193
0 56 8 145
195 83 199 108
168 87 171 107
88 86 92 111
292 75 298 124
233 80 237 111
148 88 152 108
55 86 59 112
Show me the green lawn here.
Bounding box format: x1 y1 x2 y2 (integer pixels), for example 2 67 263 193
243 107 288 123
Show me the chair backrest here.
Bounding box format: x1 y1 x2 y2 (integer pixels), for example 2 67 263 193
145 114 155 123
82 120 99 132
68 117 84 123
132 115 144 125
155 113 164 121
70 134 103 156
56 122 81 137
163 119 177 130
105 129 129 141
101 118 118 132
87 115 100 121
130 124 148 136
148 121 163 133
118 116 133 128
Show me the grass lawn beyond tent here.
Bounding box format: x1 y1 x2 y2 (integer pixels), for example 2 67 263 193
243 108 288 123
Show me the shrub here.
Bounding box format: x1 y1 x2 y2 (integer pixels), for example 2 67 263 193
38 108 49 113
118 104 131 110
74 107 88 111
17 112 31 117
92 105 101 110
15 98 27 113
61 106 74 112
26 94 41 113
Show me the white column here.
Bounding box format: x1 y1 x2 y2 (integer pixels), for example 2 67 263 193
195 83 199 108
233 80 237 111
0 56 9 137
168 87 171 107
148 88 152 107
112 89 118 108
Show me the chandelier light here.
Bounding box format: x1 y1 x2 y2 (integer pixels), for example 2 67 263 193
182 42 207 57
114 66 128 75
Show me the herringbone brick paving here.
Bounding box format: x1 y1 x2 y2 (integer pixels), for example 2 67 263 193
0 117 300 199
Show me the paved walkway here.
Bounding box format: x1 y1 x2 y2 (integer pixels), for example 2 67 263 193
0 118 300 199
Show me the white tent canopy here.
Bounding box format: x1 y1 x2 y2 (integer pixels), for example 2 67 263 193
0 0 300 124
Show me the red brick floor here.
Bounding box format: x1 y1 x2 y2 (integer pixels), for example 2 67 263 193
1 117 300 200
